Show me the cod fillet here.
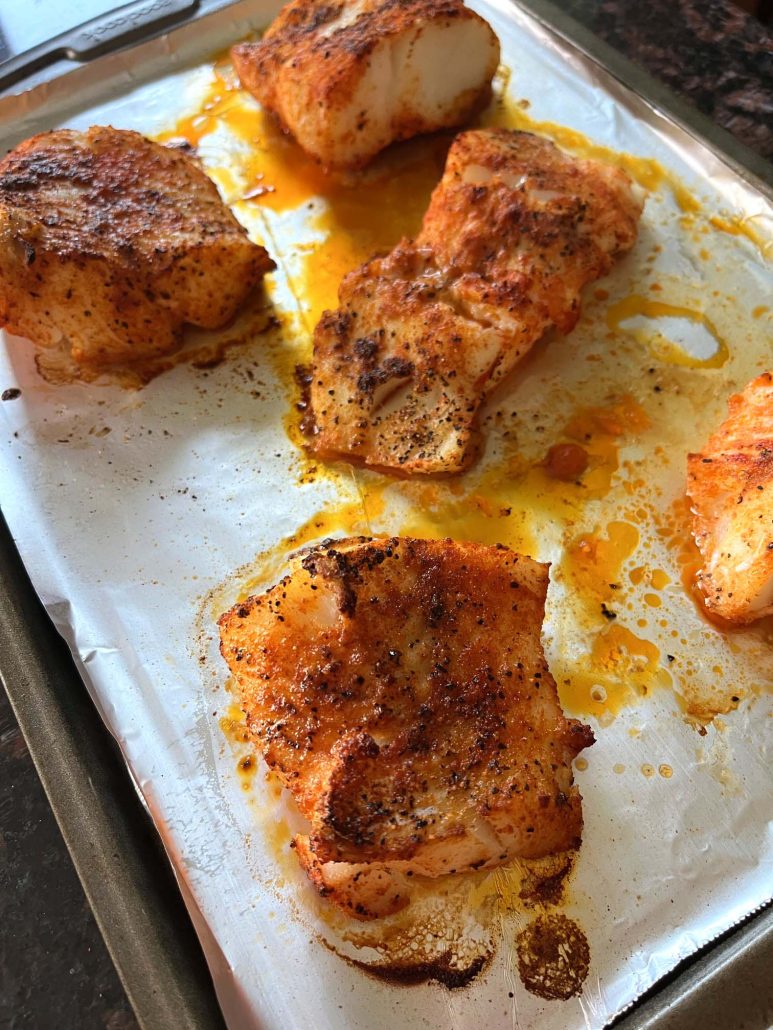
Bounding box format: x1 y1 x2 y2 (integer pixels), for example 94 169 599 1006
232 0 500 168
0 127 274 369
687 371 773 624
219 536 593 919
310 128 643 474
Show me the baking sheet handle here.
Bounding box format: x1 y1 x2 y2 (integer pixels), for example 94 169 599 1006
0 0 199 92
0 508 226 1030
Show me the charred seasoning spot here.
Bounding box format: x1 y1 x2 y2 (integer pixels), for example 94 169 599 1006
1 388 21 401
237 753 257 789
295 363 317 436
515 913 590 1000
345 950 491 990
518 852 574 907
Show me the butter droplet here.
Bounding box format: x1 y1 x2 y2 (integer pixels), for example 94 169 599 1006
641 763 655 778
659 764 673 779
575 757 588 771
613 763 626 774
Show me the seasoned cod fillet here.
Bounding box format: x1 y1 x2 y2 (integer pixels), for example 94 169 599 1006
231 0 500 168
687 372 773 624
219 536 594 919
310 129 643 474
0 127 274 369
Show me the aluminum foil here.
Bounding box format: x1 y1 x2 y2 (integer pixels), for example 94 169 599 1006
0 1 771 1027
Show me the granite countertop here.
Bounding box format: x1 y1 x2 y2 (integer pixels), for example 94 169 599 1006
1 1 771 1027
568 0 773 159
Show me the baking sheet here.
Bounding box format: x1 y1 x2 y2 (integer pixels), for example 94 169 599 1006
0 1 771 1028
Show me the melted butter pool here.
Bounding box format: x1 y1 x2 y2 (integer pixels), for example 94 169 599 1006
607 296 730 368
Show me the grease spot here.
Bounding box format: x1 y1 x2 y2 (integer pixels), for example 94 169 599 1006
515 914 590 1000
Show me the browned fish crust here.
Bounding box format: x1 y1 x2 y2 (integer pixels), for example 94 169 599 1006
309 129 642 474
0 127 274 369
219 536 593 917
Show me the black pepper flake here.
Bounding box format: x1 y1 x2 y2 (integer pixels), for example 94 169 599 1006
600 602 617 620
2 388 21 401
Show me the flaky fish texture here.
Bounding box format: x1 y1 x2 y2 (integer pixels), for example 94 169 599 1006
0 127 274 369
231 0 499 168
219 536 594 919
310 129 643 474
687 372 773 625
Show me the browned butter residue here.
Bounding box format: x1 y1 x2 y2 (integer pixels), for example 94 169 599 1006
327 851 584 991
338 946 490 990
317 872 500 989
517 852 575 908
516 914 590 1000
466 852 576 915
237 754 257 790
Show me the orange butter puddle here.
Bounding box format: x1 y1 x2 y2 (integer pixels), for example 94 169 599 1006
708 214 773 259
557 519 671 717
157 73 331 213
156 65 446 328
398 392 653 564
606 296 730 369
